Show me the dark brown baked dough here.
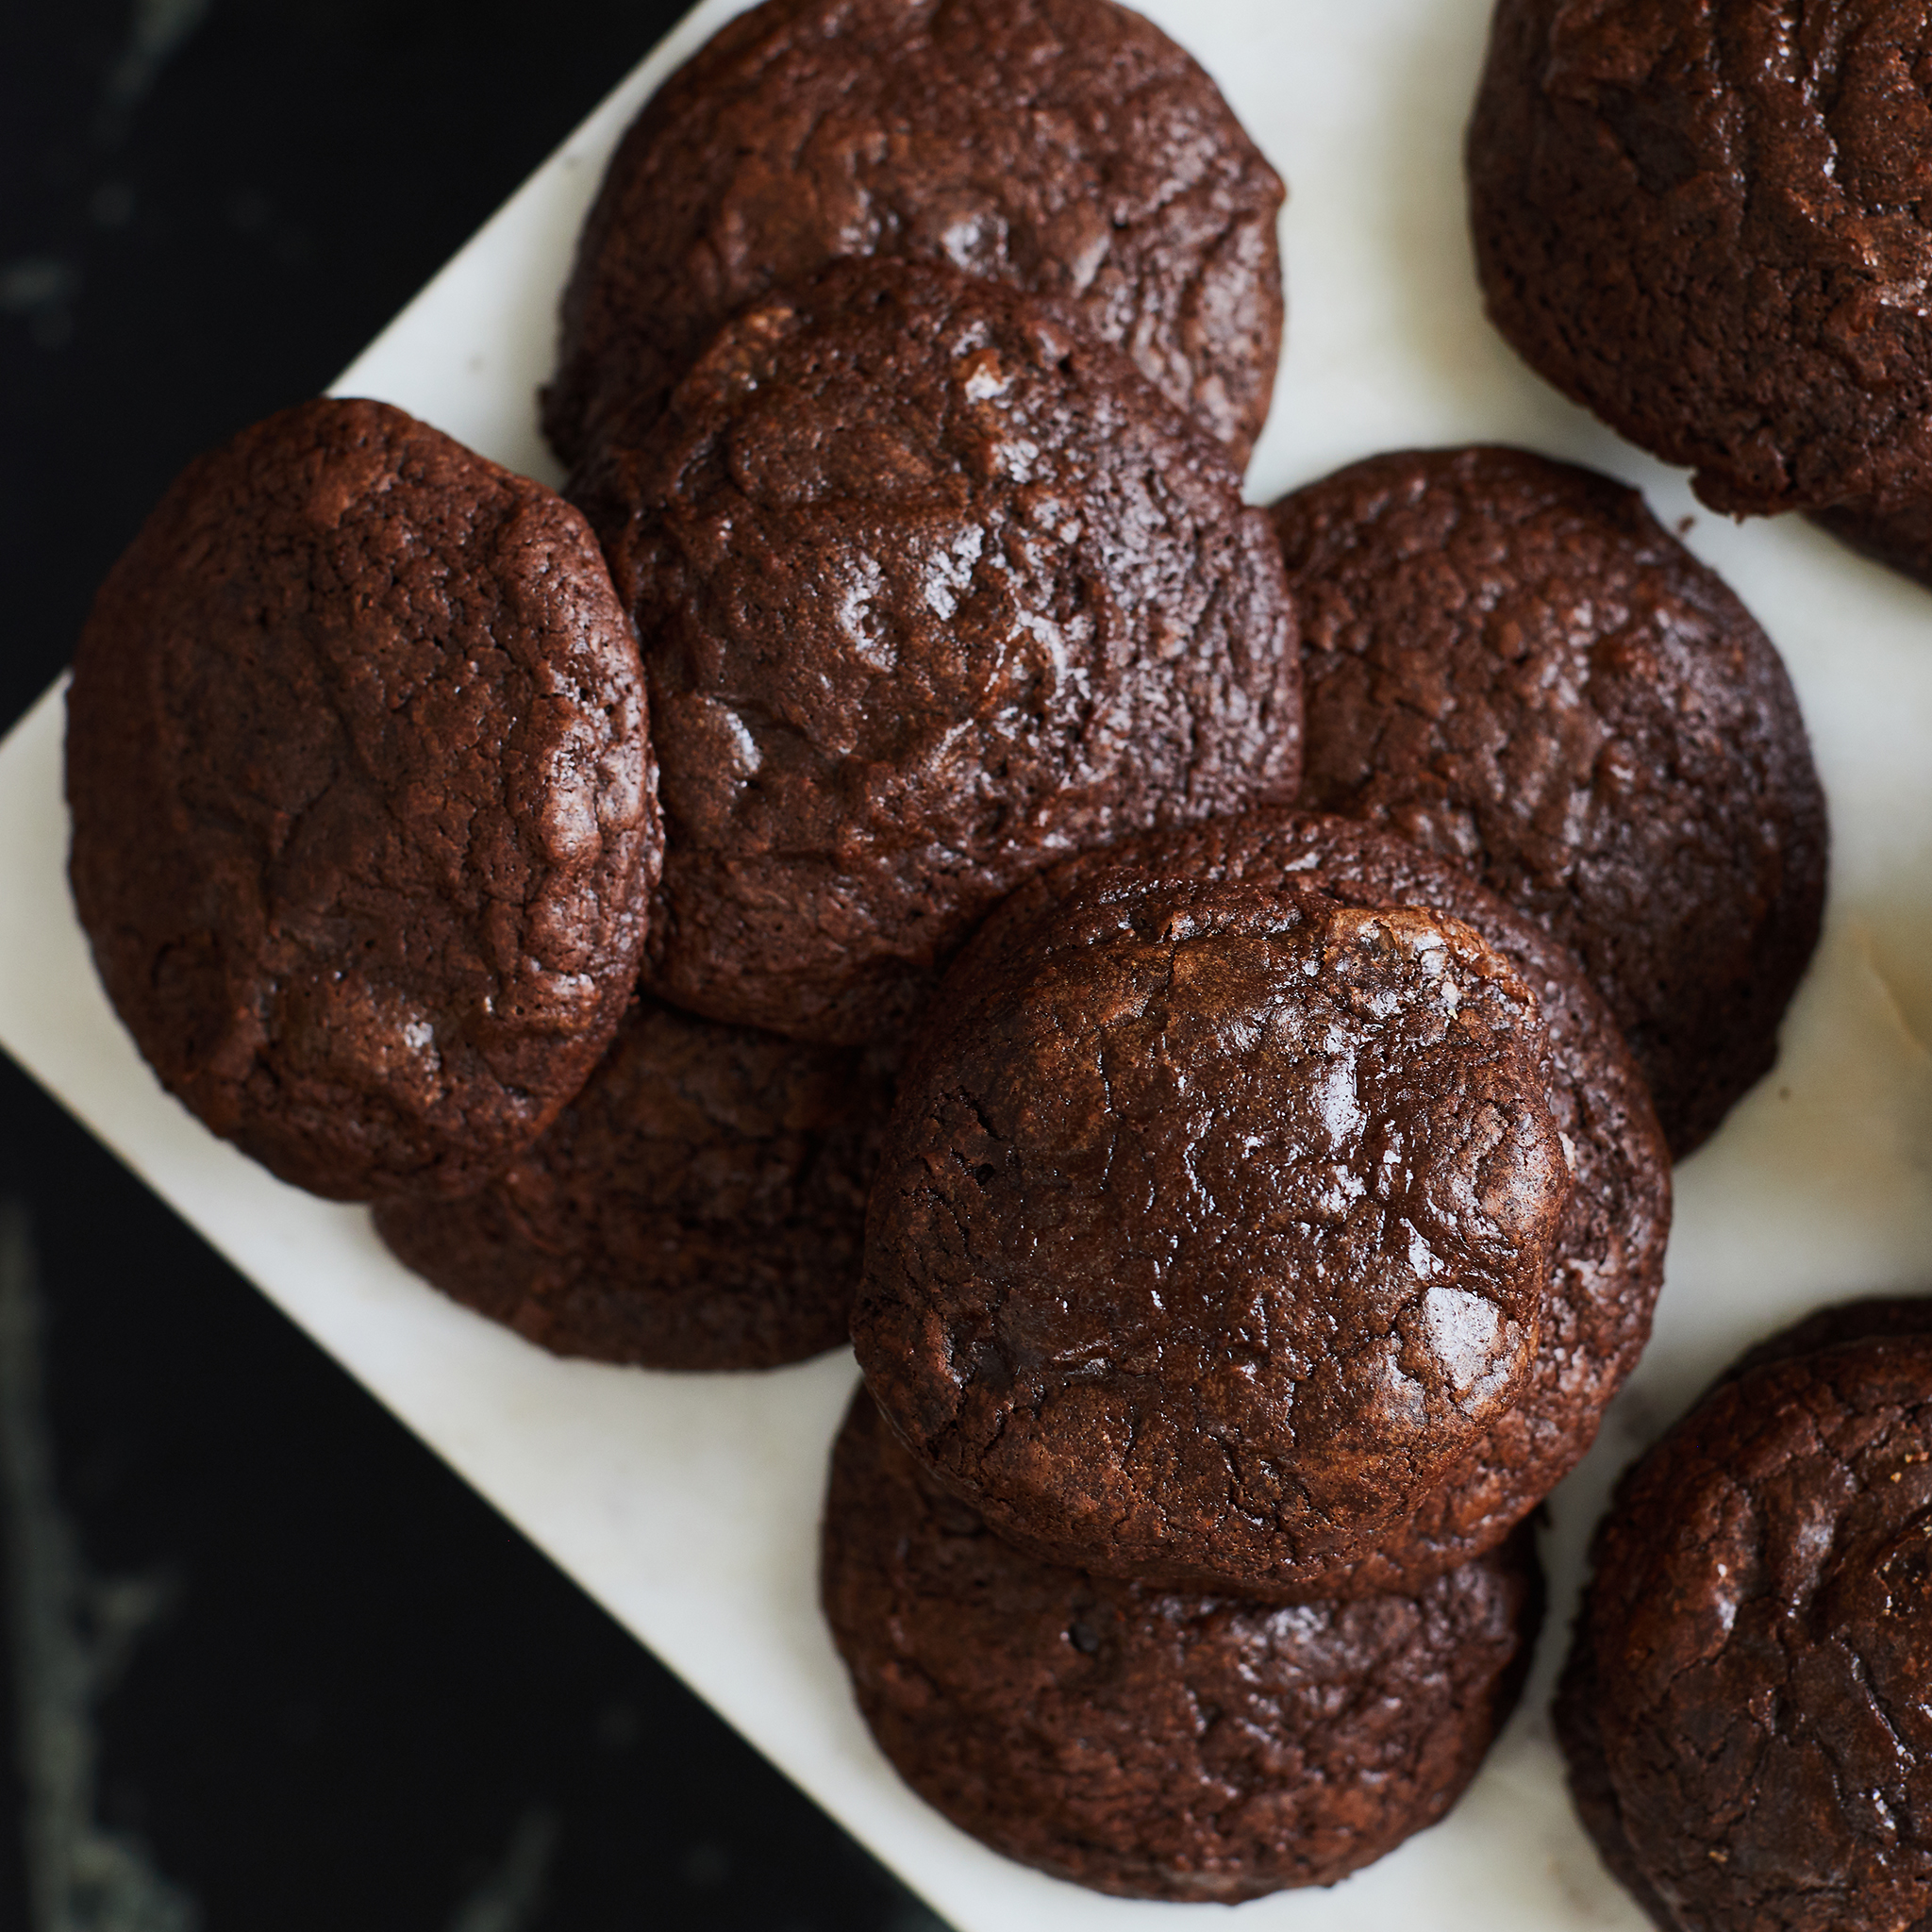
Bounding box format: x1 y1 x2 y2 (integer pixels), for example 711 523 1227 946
573 258 1302 1046
66 397 660 1200
1725 1294 1932 1385
1558 1312 1932 1932
373 995 895 1370
544 0 1286 471
1274 445 1827 1158
823 1389 1542 1903
855 855 1575 1594
1469 0 1932 552
859 811 1670 1598
1812 495 1932 591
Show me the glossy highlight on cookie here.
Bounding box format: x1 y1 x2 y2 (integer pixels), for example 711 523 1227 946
573 258 1301 1045
856 859 1574 1594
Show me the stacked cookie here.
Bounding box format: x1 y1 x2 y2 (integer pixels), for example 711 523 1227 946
826 809 1663 1896
375 998 898 1371
824 1388 1543 1902
542 0 1289 474
564 256 1303 1045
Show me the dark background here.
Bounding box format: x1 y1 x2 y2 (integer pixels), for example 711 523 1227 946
0 2 944 1925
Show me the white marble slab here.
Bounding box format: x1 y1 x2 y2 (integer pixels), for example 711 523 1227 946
4 1 1931 1925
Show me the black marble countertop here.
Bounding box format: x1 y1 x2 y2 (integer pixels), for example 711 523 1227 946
0 3 942 1924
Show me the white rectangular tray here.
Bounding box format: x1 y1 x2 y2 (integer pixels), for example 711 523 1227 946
7 2 1932 1925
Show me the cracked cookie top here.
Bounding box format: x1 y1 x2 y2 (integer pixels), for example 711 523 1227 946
543 0 1286 470
1469 0 1932 529
1273 444 1826 1158
970 809 1670 1600
572 258 1301 1047
1560 1312 1932 1932
852 862 1571 1594
821 1387 1542 1902
65 397 660 1200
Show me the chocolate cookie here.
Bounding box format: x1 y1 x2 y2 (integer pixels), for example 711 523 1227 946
1558 1309 1932 1931
1274 445 1827 1158
856 852 1576 1594
823 1390 1542 1902
1469 0 1932 554
66 398 660 1200
573 258 1301 1046
544 0 1286 471
374 996 895 1370
858 811 1670 1598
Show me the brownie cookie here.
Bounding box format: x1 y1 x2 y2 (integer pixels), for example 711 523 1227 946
66 398 660 1200
1274 445 1827 1157
374 996 895 1371
864 811 1670 1598
544 0 1286 471
573 258 1301 1046
856 858 1574 1594
1558 1314 1932 1931
823 1390 1542 1902
1469 0 1932 552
